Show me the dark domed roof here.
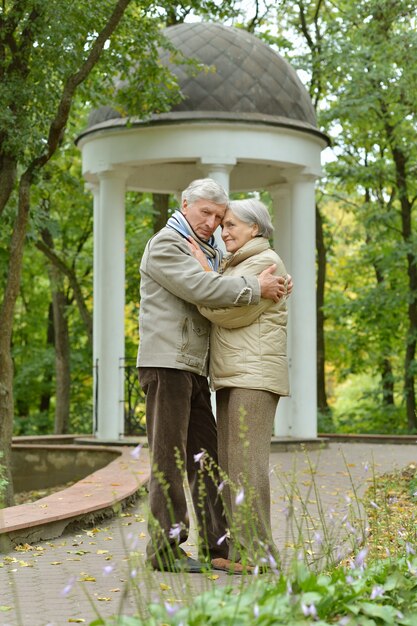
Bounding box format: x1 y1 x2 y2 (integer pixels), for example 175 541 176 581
87 22 317 131
160 22 316 126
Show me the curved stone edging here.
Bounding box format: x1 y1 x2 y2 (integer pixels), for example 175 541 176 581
0 446 150 551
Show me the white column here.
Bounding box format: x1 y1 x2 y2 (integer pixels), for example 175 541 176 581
198 159 236 251
288 175 318 438
89 183 100 434
95 170 127 440
270 185 293 436
198 159 235 193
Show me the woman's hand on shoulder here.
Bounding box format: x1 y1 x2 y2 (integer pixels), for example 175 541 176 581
187 237 211 271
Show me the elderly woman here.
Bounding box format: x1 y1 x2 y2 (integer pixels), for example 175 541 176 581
188 198 290 573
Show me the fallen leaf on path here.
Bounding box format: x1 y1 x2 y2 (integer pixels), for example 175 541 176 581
14 543 33 552
160 583 171 591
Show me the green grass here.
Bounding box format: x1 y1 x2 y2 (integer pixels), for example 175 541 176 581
91 458 417 625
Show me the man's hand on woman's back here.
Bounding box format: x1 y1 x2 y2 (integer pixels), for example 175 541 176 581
259 266 292 302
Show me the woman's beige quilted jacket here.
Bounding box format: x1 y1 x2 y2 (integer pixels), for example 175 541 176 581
199 238 290 395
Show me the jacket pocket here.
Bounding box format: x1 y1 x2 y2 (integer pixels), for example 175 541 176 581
176 317 209 368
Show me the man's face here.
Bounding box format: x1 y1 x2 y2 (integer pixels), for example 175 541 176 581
182 198 227 240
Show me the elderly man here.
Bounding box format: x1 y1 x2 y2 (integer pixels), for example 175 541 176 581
137 178 289 573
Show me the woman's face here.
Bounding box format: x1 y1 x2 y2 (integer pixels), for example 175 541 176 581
221 209 258 253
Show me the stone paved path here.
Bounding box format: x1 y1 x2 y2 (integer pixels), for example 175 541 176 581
1 442 416 626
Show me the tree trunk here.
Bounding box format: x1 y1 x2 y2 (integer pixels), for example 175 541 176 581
0 346 14 506
403 227 417 429
42 228 71 434
381 357 395 406
316 203 329 412
365 196 396 409
0 157 17 218
152 193 169 233
0 173 32 505
35 240 93 347
388 143 417 429
0 0 134 506
39 302 55 413
51 268 71 434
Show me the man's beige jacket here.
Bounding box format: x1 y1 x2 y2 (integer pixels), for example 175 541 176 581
137 227 261 376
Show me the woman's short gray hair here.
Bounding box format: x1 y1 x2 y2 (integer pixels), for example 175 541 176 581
181 178 229 207
229 198 274 239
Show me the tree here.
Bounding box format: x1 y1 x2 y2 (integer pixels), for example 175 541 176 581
0 0 179 505
257 0 336 413
324 0 417 428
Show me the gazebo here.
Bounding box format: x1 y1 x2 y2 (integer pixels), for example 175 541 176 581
76 22 329 442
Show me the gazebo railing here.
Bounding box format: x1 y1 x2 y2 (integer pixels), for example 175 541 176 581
93 358 146 436
121 357 146 436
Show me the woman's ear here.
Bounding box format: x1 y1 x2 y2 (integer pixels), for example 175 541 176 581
251 223 259 237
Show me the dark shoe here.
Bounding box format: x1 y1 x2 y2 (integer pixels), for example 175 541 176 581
152 556 207 573
211 557 254 575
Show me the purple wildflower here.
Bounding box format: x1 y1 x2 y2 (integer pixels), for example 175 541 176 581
60 575 76 597
216 532 228 546
193 451 205 464
314 531 323 545
370 585 385 600
235 488 245 505
268 553 278 570
354 547 368 569
164 601 179 616
169 523 182 540
130 444 142 460
301 603 318 619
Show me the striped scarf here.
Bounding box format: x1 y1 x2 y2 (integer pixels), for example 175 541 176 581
166 210 222 271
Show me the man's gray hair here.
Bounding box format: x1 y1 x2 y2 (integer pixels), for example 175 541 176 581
229 198 274 239
181 178 229 207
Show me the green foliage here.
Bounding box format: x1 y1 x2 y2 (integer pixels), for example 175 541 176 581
301 0 417 426
317 409 337 434
94 556 417 625
331 374 409 434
